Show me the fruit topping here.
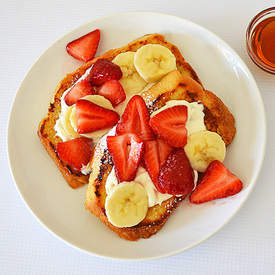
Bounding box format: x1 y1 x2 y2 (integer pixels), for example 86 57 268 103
66 29 100 62
88 59 122 86
98 80 126 107
56 137 93 171
134 44 177 82
107 133 144 182
116 95 154 141
158 149 194 195
149 105 188 147
184 130 226 172
75 99 119 134
105 181 148 228
64 79 95 106
112 51 147 94
189 160 243 204
143 139 173 193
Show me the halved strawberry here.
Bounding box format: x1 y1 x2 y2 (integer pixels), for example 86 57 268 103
158 138 173 166
76 99 119 134
149 106 188 147
143 139 173 193
64 79 95 106
189 160 243 204
66 29 100 62
158 149 194 195
107 133 144 182
116 95 154 141
88 59 122 86
57 137 93 171
98 80 126 107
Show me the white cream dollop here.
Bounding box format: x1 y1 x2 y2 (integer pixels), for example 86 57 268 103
55 69 117 143
106 166 199 207
151 100 206 135
106 166 172 207
54 67 92 141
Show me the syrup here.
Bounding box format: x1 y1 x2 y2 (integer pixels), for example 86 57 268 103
251 16 275 68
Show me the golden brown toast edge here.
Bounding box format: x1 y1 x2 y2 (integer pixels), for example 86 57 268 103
141 70 236 146
37 33 201 188
85 71 236 241
85 147 185 241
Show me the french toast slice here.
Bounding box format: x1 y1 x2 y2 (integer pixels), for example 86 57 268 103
85 70 236 241
38 34 201 188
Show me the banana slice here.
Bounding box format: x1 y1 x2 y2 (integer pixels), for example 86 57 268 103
112 52 147 94
62 106 80 139
80 95 114 110
70 95 115 139
184 130 226 172
105 181 148 228
134 44 177 82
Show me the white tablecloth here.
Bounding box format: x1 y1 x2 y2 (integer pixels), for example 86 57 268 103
1 0 275 274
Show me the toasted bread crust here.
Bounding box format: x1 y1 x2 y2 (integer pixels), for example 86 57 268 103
38 120 89 188
85 152 184 241
141 71 235 146
38 33 201 188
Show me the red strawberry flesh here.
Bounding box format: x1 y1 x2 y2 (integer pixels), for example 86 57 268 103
98 80 126 107
143 139 173 193
107 133 144 182
149 105 188 147
116 95 154 141
88 59 122 86
56 137 93 171
76 99 119 134
64 79 95 106
157 138 173 166
158 149 194 195
189 160 243 204
66 29 100 62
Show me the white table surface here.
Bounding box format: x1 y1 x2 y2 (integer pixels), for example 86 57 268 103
1 0 275 274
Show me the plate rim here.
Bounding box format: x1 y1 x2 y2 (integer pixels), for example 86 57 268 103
7 10 266 261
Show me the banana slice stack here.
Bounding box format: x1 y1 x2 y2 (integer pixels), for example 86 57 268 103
112 44 177 94
113 52 147 94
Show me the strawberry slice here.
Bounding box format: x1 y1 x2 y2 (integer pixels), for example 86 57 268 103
98 80 126 107
66 29 100 62
57 137 93 171
76 99 119 134
189 160 243 204
64 79 95 106
143 139 173 193
116 95 154 141
107 133 144 182
158 149 194 195
158 138 173 166
149 106 188 147
88 59 122 86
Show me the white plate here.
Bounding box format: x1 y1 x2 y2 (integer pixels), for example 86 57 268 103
8 12 266 261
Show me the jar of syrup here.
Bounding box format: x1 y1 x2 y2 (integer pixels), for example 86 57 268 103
246 7 275 74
